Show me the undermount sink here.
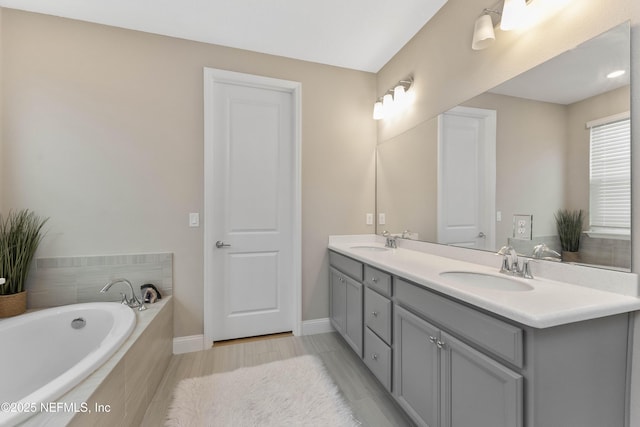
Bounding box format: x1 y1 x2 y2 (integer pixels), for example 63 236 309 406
439 271 534 292
349 245 391 252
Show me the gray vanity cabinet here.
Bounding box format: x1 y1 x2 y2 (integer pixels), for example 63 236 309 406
394 305 440 426
328 249 630 427
394 305 522 427
329 252 364 357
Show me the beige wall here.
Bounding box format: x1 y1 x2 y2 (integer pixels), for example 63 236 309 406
464 93 567 244
376 118 438 242
0 9 377 337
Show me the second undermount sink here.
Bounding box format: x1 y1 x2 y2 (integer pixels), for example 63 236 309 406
350 245 391 252
439 271 534 292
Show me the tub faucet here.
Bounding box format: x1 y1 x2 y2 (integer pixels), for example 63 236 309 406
100 278 146 311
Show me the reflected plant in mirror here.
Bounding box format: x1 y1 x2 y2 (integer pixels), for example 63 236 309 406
376 22 631 271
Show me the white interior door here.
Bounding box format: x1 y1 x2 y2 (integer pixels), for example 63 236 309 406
437 106 496 249
204 69 301 343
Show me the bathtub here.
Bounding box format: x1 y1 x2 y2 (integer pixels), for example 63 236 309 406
0 302 136 426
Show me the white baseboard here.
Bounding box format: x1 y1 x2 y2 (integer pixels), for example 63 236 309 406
301 318 334 335
174 320 333 354
173 334 206 354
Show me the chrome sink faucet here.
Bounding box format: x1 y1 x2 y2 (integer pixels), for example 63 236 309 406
497 246 534 279
497 245 519 274
532 243 561 261
100 278 146 311
382 231 397 249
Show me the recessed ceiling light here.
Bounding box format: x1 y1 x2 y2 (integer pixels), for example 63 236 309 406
606 70 626 79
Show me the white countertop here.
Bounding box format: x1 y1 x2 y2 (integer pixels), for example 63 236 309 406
329 237 640 328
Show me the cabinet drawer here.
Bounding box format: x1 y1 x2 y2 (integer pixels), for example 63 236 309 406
364 327 392 392
329 251 362 282
364 265 392 297
396 278 523 368
365 287 392 344
329 251 363 281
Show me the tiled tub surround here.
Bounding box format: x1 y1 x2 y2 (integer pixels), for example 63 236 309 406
25 253 173 309
20 297 173 427
329 235 640 328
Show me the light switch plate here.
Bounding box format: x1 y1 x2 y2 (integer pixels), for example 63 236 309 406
366 213 374 225
378 213 386 225
189 213 200 227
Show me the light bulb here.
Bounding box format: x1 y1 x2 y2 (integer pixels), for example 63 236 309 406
500 0 527 31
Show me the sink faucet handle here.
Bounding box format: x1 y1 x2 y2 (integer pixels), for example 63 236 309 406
522 259 535 279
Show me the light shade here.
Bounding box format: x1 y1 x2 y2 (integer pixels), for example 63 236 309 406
500 0 527 31
393 84 407 104
382 93 394 116
472 14 495 50
373 101 384 120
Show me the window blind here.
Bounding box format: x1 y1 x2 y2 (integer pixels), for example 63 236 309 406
589 116 630 231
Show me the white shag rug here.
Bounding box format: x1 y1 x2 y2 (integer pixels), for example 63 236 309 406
165 355 360 427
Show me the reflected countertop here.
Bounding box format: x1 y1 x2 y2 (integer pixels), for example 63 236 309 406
329 235 640 328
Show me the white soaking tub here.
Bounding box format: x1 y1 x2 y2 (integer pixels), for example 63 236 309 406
0 302 135 426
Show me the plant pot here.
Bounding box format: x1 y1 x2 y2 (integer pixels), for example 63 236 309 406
0 291 27 318
562 251 581 263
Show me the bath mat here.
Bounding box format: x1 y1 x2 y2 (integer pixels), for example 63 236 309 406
165 355 360 427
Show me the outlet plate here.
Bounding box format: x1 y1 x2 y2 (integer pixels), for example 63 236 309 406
512 214 532 240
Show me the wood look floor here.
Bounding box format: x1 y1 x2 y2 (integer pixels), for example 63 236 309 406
141 332 414 426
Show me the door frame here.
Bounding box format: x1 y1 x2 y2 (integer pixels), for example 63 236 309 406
437 105 496 250
203 68 302 346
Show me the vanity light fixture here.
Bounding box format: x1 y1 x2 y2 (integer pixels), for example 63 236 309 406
373 76 413 120
472 0 532 51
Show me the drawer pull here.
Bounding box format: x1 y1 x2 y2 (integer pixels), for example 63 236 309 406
436 340 446 350
429 336 437 344
372 311 379 317
371 277 378 283
371 353 379 361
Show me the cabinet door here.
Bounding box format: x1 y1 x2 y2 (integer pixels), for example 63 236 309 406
394 305 440 427
344 276 363 357
440 331 522 427
329 268 346 334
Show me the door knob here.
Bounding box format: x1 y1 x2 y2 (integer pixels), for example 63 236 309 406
215 240 231 249
477 232 486 238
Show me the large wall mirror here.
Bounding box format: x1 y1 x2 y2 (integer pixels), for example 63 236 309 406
377 22 631 271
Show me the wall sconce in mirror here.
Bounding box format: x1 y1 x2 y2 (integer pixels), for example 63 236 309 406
472 0 532 50
373 76 413 120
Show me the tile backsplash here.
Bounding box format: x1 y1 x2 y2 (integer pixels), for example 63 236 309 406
25 253 173 309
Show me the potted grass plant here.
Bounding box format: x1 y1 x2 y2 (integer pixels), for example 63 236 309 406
0 210 48 317
554 209 584 263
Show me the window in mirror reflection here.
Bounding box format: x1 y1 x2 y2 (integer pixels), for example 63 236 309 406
588 114 630 238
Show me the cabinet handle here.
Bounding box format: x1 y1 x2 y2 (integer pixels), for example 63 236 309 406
429 336 437 344
371 277 378 283
436 340 446 350
372 311 378 317
371 353 379 361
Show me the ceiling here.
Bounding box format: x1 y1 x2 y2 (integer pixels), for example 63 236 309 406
489 22 630 105
0 0 448 73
